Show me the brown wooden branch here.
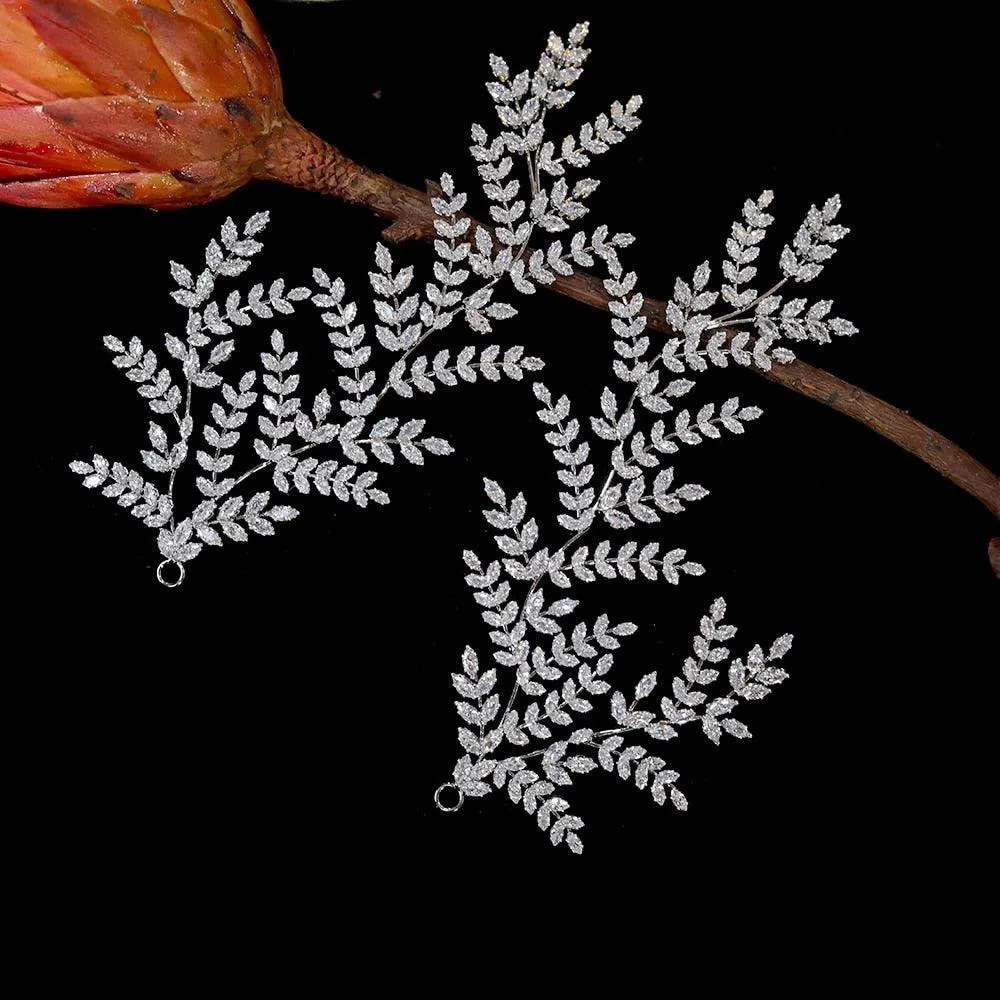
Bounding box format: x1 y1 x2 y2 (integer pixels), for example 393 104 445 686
260 122 1000 557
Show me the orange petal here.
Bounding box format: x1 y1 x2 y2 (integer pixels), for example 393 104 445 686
0 168 225 207
211 0 281 102
148 97 262 158
42 94 275 171
88 0 172 15
162 0 280 96
0 160 47 178
135 3 250 101
0 3 102 99
22 0 191 100
0 66 51 103
171 1 273 57
0 102 138 173
231 31 281 103
0 86 32 105
40 95 213 169
170 157 220 183
162 1 242 33
134 3 280 101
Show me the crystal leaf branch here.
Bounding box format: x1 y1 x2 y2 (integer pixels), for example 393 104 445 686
436 101 859 847
70 22 643 585
69 211 544 584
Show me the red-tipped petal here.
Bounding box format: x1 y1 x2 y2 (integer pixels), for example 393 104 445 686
0 168 216 207
0 103 138 174
22 0 191 100
0 3 102 100
135 3 250 101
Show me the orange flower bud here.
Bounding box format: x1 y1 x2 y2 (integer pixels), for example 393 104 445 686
0 0 286 207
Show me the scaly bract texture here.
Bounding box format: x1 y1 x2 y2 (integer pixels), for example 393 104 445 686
0 0 282 206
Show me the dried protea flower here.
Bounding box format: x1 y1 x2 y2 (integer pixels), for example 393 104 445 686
0 0 433 231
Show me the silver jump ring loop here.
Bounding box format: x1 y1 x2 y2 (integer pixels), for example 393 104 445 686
434 783 464 813
156 559 185 588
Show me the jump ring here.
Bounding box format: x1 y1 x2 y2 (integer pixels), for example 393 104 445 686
434 782 464 813
156 559 185 588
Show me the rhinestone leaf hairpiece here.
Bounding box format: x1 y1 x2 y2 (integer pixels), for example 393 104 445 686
62 22 860 855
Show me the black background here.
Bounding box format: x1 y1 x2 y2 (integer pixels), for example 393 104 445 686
8 1 997 926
